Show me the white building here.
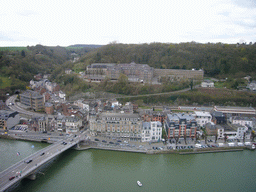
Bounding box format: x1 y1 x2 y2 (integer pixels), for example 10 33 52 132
58 91 66 101
236 126 248 139
248 80 256 91
194 111 212 127
74 100 90 111
201 80 214 88
218 126 248 140
232 116 255 127
142 121 162 142
65 116 82 133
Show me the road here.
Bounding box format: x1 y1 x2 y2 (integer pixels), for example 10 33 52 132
97 86 197 100
0 133 86 192
6 95 46 118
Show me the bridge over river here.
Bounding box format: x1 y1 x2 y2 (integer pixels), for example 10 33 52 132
0 134 85 192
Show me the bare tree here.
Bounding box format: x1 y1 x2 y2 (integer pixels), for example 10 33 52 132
251 130 255 142
174 135 180 145
184 132 187 145
224 133 227 143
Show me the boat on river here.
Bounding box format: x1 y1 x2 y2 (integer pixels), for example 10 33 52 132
137 181 142 187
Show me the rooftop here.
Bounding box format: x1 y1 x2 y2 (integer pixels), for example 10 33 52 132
194 111 211 117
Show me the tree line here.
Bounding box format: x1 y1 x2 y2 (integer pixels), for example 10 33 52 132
80 42 256 79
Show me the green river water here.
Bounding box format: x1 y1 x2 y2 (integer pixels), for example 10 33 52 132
1 139 256 192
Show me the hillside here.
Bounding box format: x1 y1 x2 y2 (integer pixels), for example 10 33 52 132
79 42 256 78
0 44 94 95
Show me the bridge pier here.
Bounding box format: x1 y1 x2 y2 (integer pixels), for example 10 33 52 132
27 174 36 180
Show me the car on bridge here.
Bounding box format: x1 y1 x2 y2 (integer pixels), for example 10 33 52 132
24 159 33 164
9 176 15 181
40 152 45 156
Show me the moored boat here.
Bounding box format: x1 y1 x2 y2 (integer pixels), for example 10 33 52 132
137 180 142 187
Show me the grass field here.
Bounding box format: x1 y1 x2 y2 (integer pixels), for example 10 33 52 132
0 76 11 89
214 81 226 88
0 47 28 51
65 47 85 50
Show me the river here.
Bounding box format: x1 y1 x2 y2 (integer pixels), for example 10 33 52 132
1 139 256 192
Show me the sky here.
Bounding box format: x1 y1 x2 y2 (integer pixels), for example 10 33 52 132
1 0 256 47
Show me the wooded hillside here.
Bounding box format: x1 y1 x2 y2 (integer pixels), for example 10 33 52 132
80 42 256 78
0 44 93 94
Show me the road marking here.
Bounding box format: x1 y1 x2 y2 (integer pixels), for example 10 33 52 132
22 166 28 171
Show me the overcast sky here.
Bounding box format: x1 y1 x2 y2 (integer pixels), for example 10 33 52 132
1 0 256 47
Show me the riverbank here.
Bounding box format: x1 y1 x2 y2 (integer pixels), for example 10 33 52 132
1 134 253 155
76 142 249 155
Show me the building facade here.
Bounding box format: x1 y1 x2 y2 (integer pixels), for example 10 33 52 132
20 90 44 111
201 80 214 88
165 113 197 140
232 116 256 128
0 110 20 130
154 68 204 81
141 121 162 142
89 112 142 141
65 116 82 133
86 62 203 83
194 111 212 127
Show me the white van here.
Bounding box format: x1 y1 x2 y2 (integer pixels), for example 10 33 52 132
219 143 224 147
237 142 244 146
244 142 251 146
228 143 235 147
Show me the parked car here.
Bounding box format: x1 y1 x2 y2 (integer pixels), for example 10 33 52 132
109 141 114 144
102 140 107 143
117 140 122 142
95 138 99 141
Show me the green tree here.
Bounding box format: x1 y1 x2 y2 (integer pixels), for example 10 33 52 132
21 50 26 57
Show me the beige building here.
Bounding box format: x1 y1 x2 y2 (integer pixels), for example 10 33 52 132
20 90 44 111
86 62 204 83
154 68 204 81
89 112 142 141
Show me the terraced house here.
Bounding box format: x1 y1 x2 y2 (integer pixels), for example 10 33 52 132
89 112 142 141
141 121 162 142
